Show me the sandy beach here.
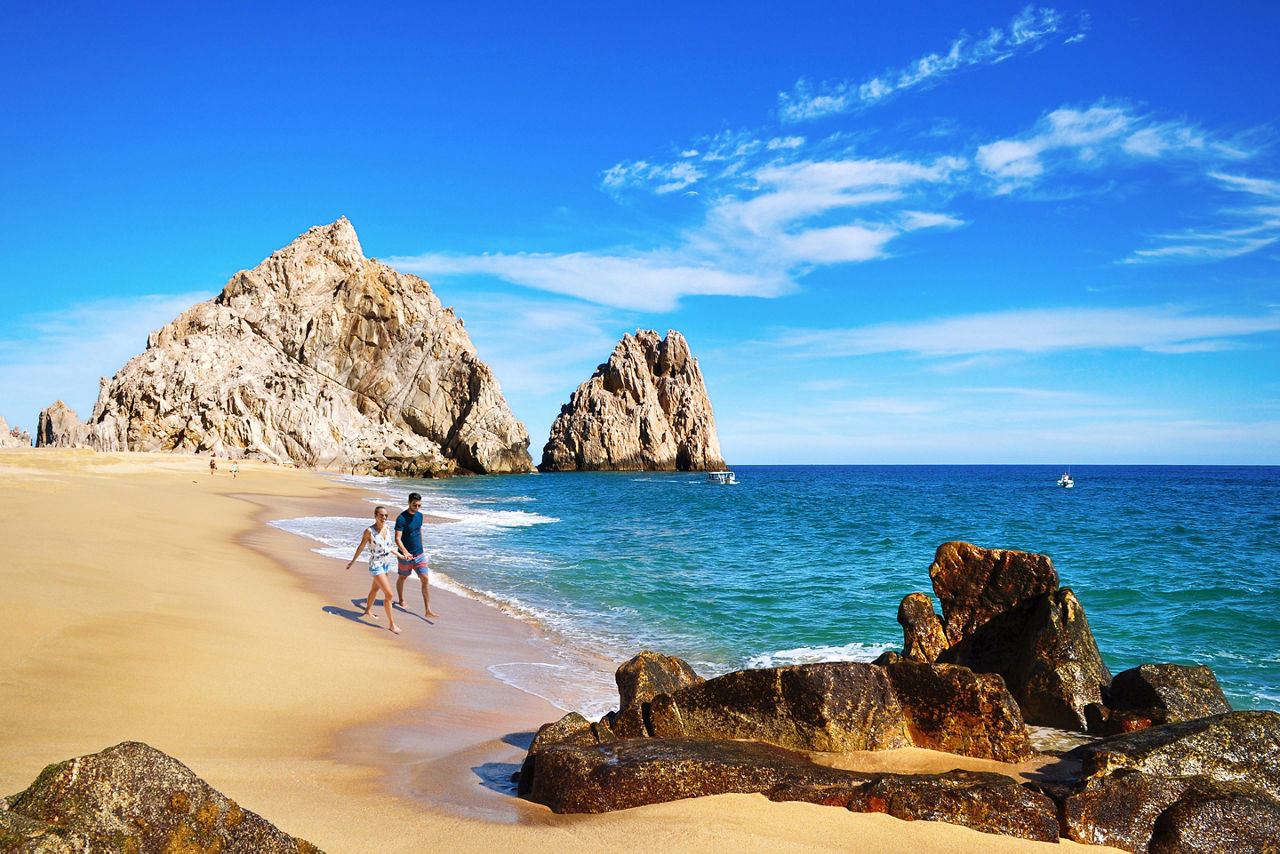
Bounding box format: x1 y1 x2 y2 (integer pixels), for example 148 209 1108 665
0 449 1119 852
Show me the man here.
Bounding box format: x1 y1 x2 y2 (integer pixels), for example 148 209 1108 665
395 492 439 617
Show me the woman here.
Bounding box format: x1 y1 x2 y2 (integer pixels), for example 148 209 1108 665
346 506 407 634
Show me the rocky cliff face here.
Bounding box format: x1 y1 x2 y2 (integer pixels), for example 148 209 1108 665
36 218 535 475
540 329 726 472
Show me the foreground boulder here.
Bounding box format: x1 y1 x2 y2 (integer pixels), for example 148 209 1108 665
1060 711 1280 852
1070 710 1280 800
929 542 1112 731
540 329 727 472
525 737 1059 840
2 741 320 852
35 218 535 476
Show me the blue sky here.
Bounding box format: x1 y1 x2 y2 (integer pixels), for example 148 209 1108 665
2 2 1278 463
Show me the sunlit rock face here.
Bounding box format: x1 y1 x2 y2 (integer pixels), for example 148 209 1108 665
540 329 726 472
36 218 535 476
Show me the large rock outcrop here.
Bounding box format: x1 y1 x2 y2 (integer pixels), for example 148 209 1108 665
34 218 535 476
540 329 726 472
1 741 320 852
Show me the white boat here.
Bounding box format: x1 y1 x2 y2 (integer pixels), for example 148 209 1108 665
1058 471 1074 488
707 471 738 485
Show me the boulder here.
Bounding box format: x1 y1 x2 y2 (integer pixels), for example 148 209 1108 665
884 660 1034 762
835 770 1058 842
34 219 535 476
524 737 1060 841
898 592 949 663
931 541 1111 731
1061 770 1198 852
1108 663 1232 727
611 650 704 738
540 329 727 472
646 662 913 753
3 741 320 852
1070 710 1280 801
928 541 1058 645
523 736 848 813
1148 778 1280 854
643 661 1032 761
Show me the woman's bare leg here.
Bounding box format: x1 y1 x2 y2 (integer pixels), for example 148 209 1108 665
375 574 400 633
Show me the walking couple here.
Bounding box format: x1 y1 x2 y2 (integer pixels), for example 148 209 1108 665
346 492 440 634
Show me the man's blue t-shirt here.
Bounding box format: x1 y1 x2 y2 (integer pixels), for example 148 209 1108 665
395 509 424 557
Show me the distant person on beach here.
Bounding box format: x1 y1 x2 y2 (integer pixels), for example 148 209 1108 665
395 492 440 617
346 505 407 634
209 453 216 475
230 461 239 479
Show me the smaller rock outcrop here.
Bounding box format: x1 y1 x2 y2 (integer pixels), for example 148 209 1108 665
0 416 31 448
35 401 92 448
540 330 727 472
2 741 320 852
928 542 1112 731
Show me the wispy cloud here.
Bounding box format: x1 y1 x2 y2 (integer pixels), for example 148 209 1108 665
777 6 1083 123
976 103 1248 194
1127 170 1280 263
772 306 1280 359
0 292 214 429
394 154 964 311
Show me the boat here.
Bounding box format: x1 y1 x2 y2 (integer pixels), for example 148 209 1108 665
1058 471 1074 488
707 471 738 485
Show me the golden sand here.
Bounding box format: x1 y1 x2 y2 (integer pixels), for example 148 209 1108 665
0 448 1119 852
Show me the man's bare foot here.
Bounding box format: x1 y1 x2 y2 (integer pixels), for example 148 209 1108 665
389 624 401 634
360 610 378 619
425 610 440 617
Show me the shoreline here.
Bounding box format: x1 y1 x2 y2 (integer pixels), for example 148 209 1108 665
0 448 1119 852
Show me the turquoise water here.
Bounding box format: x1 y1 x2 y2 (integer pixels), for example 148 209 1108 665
276 465 1280 715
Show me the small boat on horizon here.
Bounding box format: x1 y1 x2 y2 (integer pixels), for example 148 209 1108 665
1058 471 1074 488
707 470 738 485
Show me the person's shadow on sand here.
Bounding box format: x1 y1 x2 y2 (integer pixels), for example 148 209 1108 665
321 599 436 626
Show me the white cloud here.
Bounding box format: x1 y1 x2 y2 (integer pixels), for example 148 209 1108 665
398 152 965 311
778 6 1081 122
388 250 792 312
0 291 214 431
1127 170 1280 263
976 103 1248 194
773 306 1280 359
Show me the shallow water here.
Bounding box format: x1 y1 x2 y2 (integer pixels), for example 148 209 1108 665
273 465 1280 717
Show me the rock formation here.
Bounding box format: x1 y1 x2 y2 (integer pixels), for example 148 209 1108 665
1 741 320 852
0 416 31 448
540 329 726 472
923 542 1112 732
34 218 535 476
518 541 1275 851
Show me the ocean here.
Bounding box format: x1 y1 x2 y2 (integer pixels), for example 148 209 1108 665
273 465 1280 720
